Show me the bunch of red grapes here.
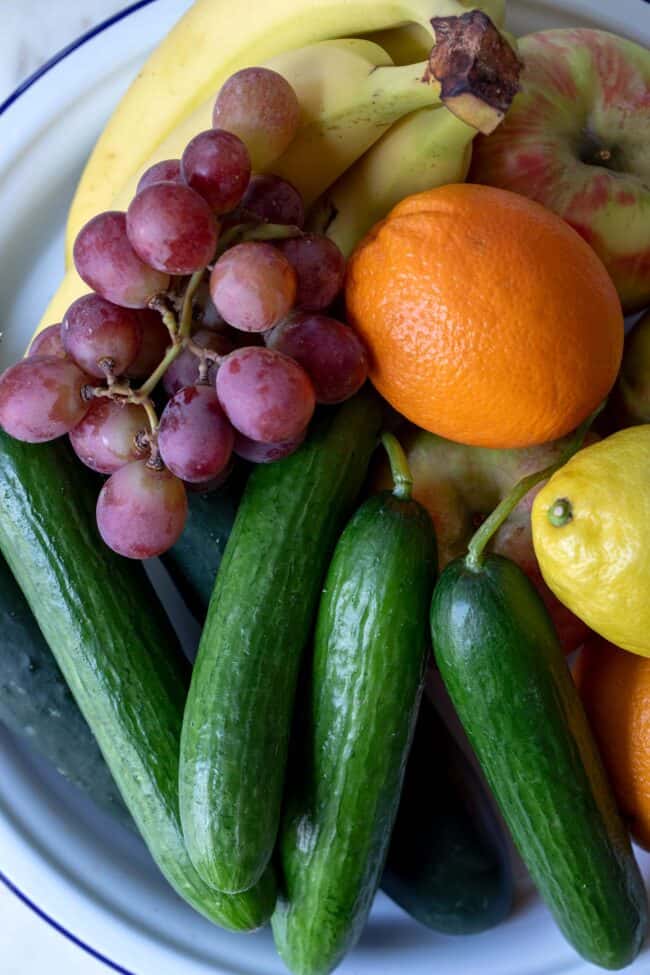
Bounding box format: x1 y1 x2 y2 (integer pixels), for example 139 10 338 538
0 68 368 560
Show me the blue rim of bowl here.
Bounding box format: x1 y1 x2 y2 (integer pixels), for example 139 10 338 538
0 10 163 969
0 0 158 116
0 868 135 975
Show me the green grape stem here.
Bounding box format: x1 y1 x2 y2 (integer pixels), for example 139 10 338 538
216 220 303 257
82 269 211 466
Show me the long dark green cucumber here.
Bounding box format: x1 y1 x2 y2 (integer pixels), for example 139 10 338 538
382 693 513 934
180 388 383 894
431 554 647 970
0 432 274 930
161 475 242 621
0 551 132 829
272 489 437 975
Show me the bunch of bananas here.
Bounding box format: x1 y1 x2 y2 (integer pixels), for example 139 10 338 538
36 0 516 333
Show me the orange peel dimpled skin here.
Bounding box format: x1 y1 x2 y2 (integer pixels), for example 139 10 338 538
345 184 624 449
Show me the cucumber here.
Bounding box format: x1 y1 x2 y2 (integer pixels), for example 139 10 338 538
161 475 242 621
0 432 275 931
180 388 383 894
0 551 131 829
272 439 437 975
382 693 513 934
431 553 647 969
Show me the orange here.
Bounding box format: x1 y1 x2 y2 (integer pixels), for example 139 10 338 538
345 184 624 448
575 634 650 850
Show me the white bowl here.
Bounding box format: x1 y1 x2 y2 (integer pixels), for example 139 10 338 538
1 2 649 973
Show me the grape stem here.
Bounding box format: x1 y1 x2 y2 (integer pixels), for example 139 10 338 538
186 339 223 363
81 268 217 468
149 294 180 343
141 399 160 441
100 361 117 387
137 269 205 399
216 220 303 256
179 269 205 340
84 383 161 442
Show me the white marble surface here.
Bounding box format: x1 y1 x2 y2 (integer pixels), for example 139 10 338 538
1 4 127 971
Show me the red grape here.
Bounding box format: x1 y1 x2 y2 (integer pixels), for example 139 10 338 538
275 234 345 311
240 175 304 228
216 346 315 442
28 324 66 359
185 458 234 494
127 182 219 275
233 429 305 464
209 242 296 332
74 211 170 308
62 294 142 378
266 313 368 404
159 385 234 483
182 130 251 214
200 293 226 331
126 309 170 379
69 398 149 473
0 357 91 443
136 159 182 193
212 67 300 169
96 460 188 559
163 328 233 396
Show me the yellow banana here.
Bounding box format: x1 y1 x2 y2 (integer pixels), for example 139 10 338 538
308 106 474 256
364 0 506 64
66 0 473 257
270 61 447 209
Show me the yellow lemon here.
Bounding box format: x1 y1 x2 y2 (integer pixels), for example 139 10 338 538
531 426 650 656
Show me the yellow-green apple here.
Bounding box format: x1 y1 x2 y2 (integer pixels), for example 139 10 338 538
470 29 650 312
372 426 593 652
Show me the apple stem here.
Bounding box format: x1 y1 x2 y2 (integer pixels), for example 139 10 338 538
464 402 605 570
381 432 413 501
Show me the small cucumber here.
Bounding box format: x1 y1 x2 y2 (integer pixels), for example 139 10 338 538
382 693 513 934
0 433 275 931
431 553 648 970
180 388 383 894
272 435 437 975
0 551 131 829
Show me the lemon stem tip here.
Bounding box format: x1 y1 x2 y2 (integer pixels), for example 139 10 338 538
548 498 573 528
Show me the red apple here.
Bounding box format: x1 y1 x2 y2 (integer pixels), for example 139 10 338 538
371 426 593 653
470 29 650 313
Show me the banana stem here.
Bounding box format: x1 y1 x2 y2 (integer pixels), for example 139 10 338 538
381 432 413 501
465 403 605 570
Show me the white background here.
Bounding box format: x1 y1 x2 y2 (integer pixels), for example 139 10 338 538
0 8 125 975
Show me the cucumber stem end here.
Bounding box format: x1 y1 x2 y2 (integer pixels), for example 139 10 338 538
381 432 413 501
465 401 605 570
